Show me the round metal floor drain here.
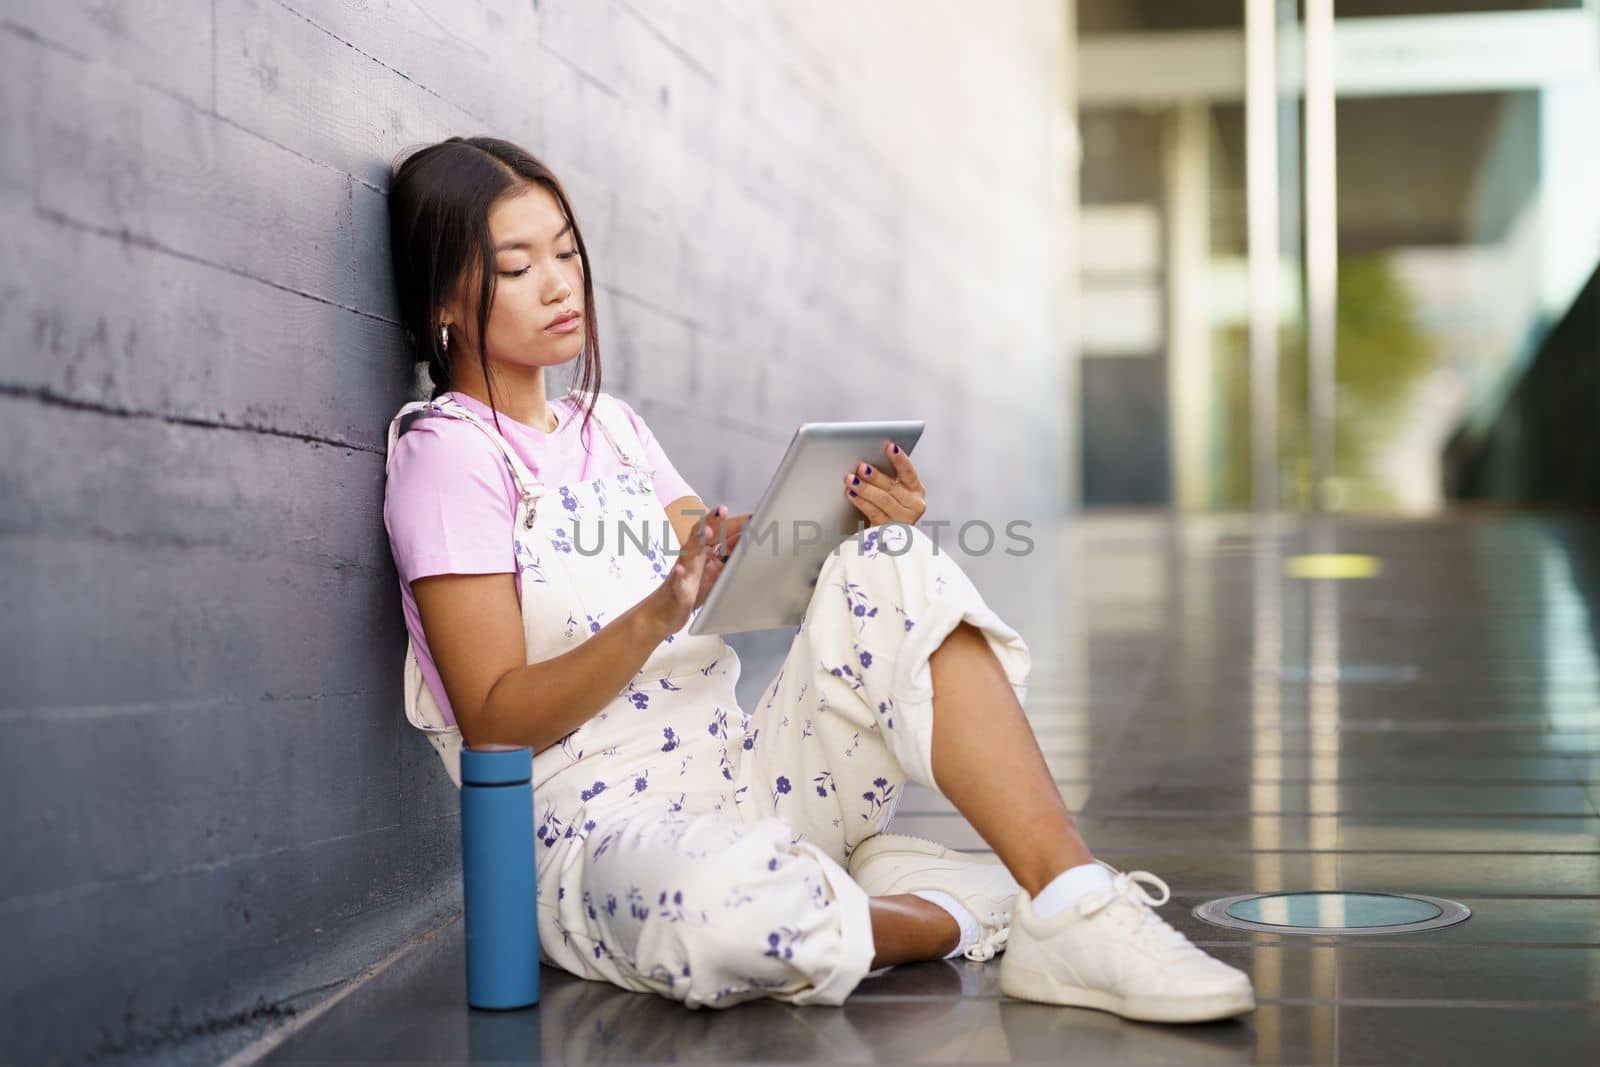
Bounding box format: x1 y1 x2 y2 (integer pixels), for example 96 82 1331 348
1193 891 1471 935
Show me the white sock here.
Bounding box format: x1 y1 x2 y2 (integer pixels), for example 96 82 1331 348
911 889 980 959
1030 862 1115 920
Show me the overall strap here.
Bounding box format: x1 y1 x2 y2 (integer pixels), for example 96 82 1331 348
384 400 433 470
386 391 656 508
387 396 548 531
578 390 657 479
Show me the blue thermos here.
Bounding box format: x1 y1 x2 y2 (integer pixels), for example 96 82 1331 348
460 743 540 1009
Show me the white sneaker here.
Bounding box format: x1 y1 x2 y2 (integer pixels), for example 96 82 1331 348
999 860 1256 1023
847 833 1018 962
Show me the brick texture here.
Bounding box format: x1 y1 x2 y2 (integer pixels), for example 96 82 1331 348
0 2 1075 1061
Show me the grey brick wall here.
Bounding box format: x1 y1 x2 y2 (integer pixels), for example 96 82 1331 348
0 2 1076 1062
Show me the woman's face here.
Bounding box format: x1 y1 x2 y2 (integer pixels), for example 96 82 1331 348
445 182 586 371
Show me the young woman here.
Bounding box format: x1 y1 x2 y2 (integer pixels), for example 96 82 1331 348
382 135 1255 1022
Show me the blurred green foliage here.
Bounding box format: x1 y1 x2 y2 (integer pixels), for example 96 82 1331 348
1210 252 1436 510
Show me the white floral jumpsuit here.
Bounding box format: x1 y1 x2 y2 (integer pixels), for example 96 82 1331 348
385 390 1032 1009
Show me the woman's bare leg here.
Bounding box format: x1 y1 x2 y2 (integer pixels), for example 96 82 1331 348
928 621 1095 895
868 894 959 969
862 620 1095 969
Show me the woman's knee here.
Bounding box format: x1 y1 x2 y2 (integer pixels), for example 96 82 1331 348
831 521 935 572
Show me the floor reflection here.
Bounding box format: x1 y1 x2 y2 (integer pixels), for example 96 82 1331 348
263 513 1600 1066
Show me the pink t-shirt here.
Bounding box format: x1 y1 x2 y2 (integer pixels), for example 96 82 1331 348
383 390 698 726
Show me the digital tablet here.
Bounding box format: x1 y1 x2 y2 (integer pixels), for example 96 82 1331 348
686 417 925 635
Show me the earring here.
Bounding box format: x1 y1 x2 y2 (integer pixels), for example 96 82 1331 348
439 323 450 353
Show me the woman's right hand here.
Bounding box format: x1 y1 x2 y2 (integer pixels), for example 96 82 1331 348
646 503 733 637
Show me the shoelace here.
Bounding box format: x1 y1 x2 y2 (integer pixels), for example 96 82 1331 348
964 923 1010 962
1077 869 1196 955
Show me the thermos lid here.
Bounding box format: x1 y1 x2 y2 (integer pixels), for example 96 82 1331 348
460 743 532 785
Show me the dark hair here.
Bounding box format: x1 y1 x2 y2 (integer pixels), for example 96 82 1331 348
386 135 602 441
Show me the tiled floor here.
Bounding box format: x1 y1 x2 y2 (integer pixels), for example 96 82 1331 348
260 513 1600 1065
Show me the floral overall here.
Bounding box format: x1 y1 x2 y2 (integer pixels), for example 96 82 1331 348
384 390 1033 1009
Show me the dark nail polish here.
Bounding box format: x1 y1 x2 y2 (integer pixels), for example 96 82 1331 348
864 466 872 476
891 444 899 454
849 489 857 496
851 476 860 485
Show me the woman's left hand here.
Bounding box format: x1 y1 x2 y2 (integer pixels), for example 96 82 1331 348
843 440 927 528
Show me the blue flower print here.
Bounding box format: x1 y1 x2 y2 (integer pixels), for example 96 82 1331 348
628 886 650 921
625 682 650 710
514 541 546 583
564 611 580 640
592 826 624 861
630 770 649 796
658 674 683 692
580 779 608 802
658 890 689 922
877 698 895 731
858 648 873 670
772 775 791 805
861 776 896 820
661 727 679 752
708 707 730 740
764 925 807 961
861 523 910 556
645 532 670 580
535 805 564 849
821 656 864 691
699 655 725 677
586 611 608 634
741 727 760 752
605 893 618 918
559 485 580 515
559 731 584 761
550 524 574 554
812 770 836 798
838 577 879 632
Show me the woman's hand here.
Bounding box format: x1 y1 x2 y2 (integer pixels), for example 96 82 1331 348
644 505 751 636
843 440 926 528
711 510 753 563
